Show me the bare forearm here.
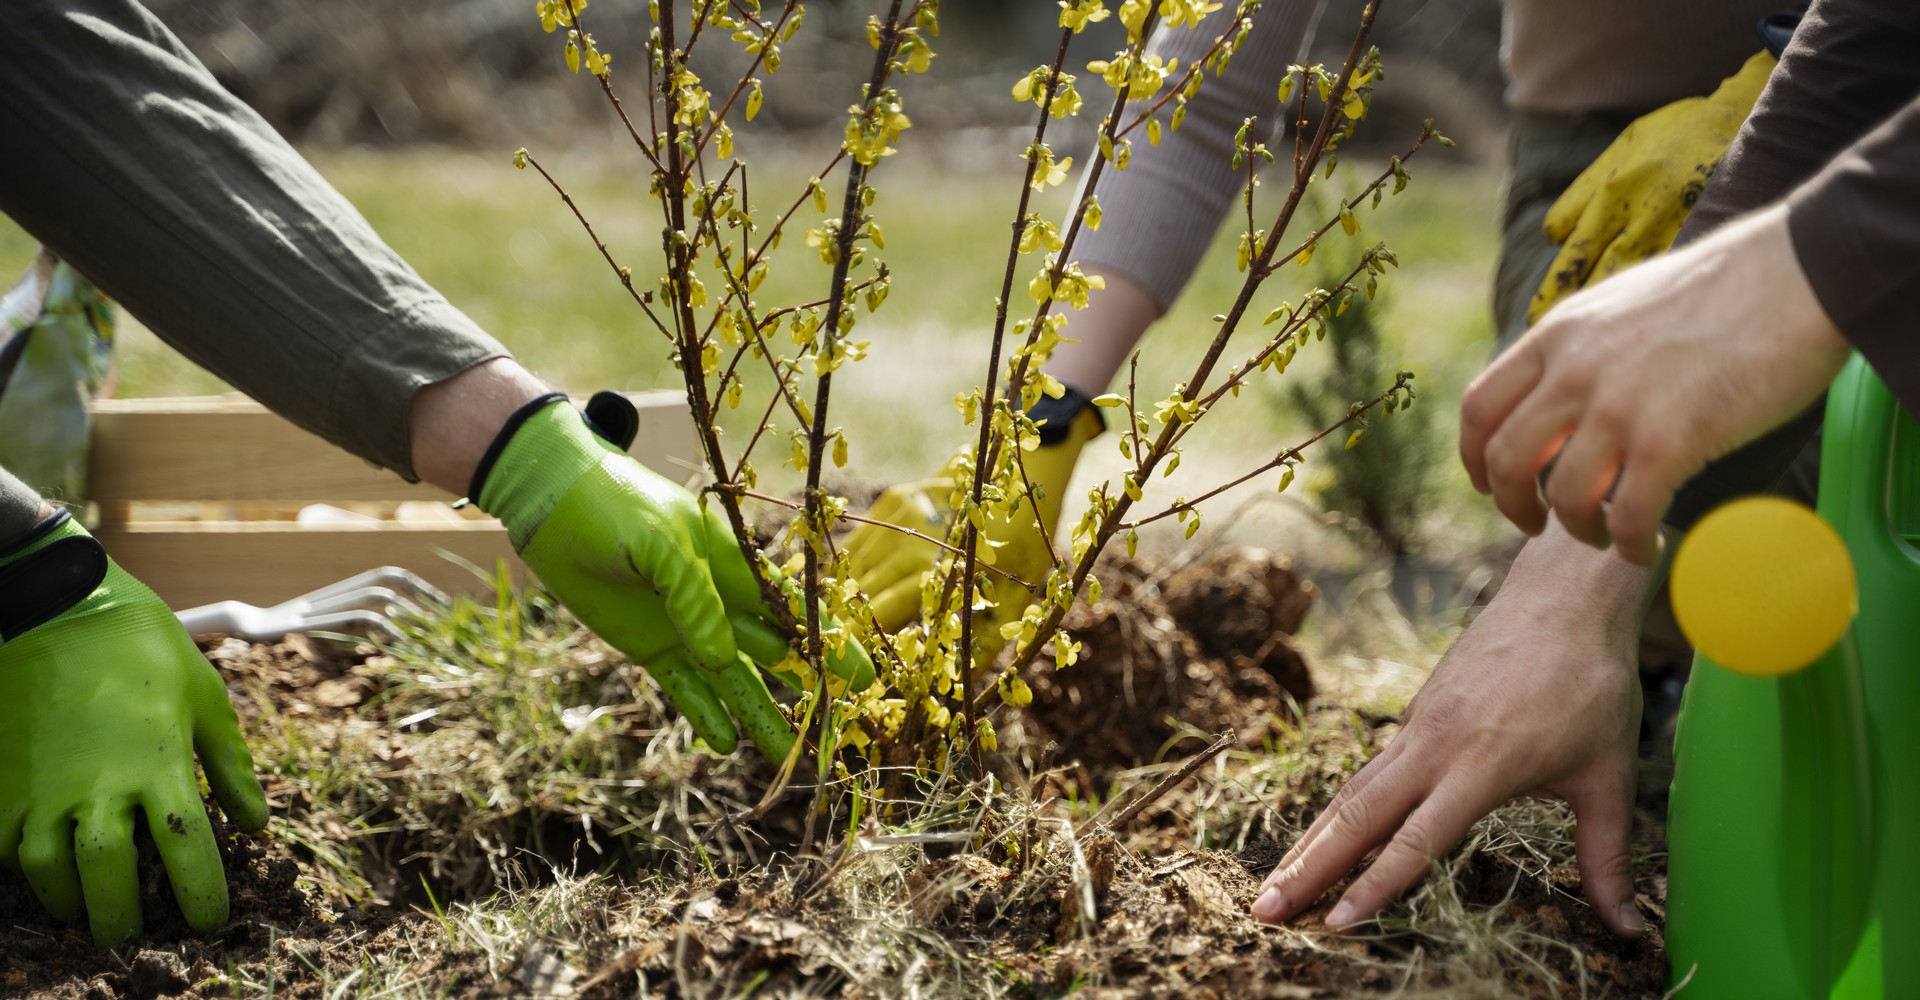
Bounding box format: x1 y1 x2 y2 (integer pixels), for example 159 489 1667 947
1043 267 1163 393
407 358 552 497
0 467 55 540
1502 519 1661 634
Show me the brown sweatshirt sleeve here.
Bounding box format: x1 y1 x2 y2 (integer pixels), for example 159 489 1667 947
1786 101 1920 401
0 0 509 481
1664 0 1920 528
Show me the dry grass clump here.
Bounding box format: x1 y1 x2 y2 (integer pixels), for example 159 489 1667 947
195 704 1660 999
132 555 1668 999
218 587 779 905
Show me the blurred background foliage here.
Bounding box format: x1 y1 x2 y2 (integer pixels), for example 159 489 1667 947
138 0 1504 151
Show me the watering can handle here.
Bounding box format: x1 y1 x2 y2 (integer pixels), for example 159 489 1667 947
1818 355 1914 552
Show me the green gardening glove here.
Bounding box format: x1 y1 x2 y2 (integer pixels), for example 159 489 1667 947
1530 50 1776 323
474 397 874 762
0 512 268 948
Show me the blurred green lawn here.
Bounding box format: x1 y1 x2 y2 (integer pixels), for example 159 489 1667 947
0 137 1510 554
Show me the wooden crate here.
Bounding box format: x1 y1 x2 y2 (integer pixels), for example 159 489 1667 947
88 393 698 609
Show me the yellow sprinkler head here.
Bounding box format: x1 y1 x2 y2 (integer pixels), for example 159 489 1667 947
1671 496 1857 677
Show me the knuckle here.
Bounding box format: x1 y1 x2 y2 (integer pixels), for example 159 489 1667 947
1392 817 1442 860
1552 505 1604 547
1589 389 1637 434
1542 473 1583 518
1325 792 1380 846
1406 695 1459 735
1483 436 1524 484
1606 514 1655 563
1459 386 1497 430
1628 428 1681 472
1586 847 1634 884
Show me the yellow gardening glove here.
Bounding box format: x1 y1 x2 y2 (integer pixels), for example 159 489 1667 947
1530 51 1776 323
844 400 1103 668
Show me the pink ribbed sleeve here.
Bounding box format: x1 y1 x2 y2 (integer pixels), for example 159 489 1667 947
1073 0 1322 309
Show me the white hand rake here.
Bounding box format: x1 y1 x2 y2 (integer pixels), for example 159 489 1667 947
174 566 448 642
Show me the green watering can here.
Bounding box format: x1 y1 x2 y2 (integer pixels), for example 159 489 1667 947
1667 354 1920 996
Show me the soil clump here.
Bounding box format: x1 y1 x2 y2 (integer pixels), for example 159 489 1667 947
1015 547 1317 777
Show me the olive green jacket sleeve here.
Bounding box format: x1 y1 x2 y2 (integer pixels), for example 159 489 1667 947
0 0 509 538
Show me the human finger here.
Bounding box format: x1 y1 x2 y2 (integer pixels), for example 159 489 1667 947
1251 747 1424 924
731 613 793 671
853 545 936 608
1267 738 1409 882
73 798 141 946
140 786 229 933
1587 212 1677 288
709 654 797 764
1459 344 1547 494
1540 167 1598 246
1535 180 1625 313
1541 423 1623 548
1530 238 1595 326
844 485 943 576
0 802 24 872
1569 784 1643 938
643 539 740 673
1604 439 1689 566
1324 775 1506 929
868 577 923 633
1481 379 1583 535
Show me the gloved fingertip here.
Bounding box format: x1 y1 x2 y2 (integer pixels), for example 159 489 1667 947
178 891 231 935
832 647 878 693
215 779 270 834
694 720 740 756
731 614 792 670
195 725 270 832
90 914 143 950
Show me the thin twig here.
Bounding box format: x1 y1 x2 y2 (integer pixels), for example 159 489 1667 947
564 6 664 173
952 19 1083 772
1123 372 1412 529
1103 730 1238 831
694 2 801 158
519 152 671 340
800 0 914 858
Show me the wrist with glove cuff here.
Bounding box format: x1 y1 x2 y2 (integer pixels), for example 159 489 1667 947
457 387 873 762
1024 382 1105 447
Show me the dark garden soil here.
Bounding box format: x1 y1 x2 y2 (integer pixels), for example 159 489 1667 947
1 815 365 998
0 548 1670 998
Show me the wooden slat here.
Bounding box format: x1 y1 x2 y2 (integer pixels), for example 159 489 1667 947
89 391 699 503
95 521 524 609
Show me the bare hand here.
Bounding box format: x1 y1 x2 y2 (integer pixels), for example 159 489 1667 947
1461 205 1850 564
1251 525 1648 937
